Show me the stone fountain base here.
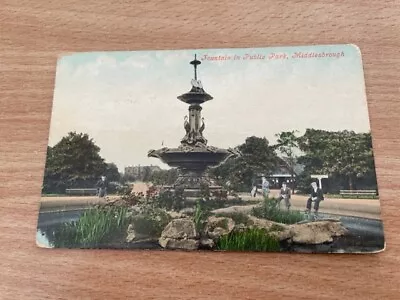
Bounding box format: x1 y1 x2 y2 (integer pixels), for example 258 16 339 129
148 144 240 200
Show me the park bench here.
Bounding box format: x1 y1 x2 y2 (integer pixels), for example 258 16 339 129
339 190 377 198
65 188 98 196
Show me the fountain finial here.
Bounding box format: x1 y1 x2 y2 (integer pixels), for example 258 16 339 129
190 54 201 80
178 54 212 103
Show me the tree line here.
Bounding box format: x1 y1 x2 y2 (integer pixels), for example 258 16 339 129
211 129 377 193
42 129 377 194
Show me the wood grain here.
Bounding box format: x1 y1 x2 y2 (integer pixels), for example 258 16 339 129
1 1 399 299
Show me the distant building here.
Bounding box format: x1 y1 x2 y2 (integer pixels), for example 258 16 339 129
124 164 162 181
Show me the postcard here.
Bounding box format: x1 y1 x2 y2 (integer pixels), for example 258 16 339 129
37 44 385 253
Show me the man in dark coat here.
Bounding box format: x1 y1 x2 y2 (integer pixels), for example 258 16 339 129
305 181 324 215
250 178 258 197
96 176 108 198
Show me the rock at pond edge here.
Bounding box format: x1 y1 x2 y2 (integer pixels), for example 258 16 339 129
161 218 197 240
205 216 235 240
159 237 199 250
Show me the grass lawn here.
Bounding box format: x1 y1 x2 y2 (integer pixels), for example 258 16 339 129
325 193 378 199
295 193 378 199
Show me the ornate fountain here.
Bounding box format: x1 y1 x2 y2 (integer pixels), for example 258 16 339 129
148 55 240 197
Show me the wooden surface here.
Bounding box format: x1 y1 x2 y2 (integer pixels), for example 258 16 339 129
1 1 399 299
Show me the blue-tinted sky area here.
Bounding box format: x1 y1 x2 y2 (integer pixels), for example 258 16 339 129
49 44 371 170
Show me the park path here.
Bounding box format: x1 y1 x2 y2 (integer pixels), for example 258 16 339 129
39 182 150 211
131 181 152 194
39 186 382 219
240 189 382 219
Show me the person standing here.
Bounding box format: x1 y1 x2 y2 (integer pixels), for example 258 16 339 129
279 182 291 210
305 181 324 216
225 180 232 196
262 177 270 198
96 176 108 198
250 178 258 198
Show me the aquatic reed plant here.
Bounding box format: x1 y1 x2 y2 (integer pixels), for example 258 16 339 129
53 206 129 248
216 228 280 252
252 198 305 224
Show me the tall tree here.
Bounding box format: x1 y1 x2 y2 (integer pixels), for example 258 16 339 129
298 129 376 190
43 132 107 192
105 163 121 182
142 166 152 182
275 130 300 190
43 146 59 192
149 169 178 186
210 136 279 191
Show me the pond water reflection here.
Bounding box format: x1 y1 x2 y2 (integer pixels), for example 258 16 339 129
36 209 84 248
36 209 385 253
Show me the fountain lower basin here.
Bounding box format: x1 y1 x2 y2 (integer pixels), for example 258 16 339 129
148 146 234 170
148 145 240 197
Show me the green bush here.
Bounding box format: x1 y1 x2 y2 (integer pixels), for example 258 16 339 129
216 228 280 252
131 214 169 237
252 198 305 224
132 203 172 236
53 206 129 248
156 188 185 211
117 185 143 205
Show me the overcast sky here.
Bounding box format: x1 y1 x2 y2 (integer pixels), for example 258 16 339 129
48 44 371 171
